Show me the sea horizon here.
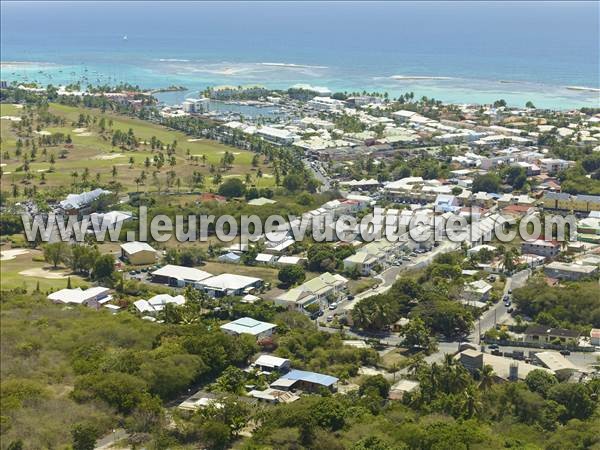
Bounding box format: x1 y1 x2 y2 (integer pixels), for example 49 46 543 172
1 1 599 109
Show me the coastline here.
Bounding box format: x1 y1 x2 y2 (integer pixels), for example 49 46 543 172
1 59 599 110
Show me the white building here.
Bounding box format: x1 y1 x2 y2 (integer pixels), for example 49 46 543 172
257 126 297 145
182 97 210 113
133 294 185 315
151 264 213 286
197 274 263 297
120 241 157 265
48 286 112 309
220 317 276 339
307 96 345 111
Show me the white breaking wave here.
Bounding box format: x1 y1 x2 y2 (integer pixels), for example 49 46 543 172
260 62 328 69
566 86 600 93
0 61 60 69
158 58 191 62
390 75 454 81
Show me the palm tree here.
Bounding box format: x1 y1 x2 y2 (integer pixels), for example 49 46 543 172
462 385 482 418
351 303 371 330
477 364 495 391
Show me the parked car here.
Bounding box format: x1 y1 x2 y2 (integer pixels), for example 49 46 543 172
329 302 338 310
560 349 571 356
326 315 333 322
346 295 354 301
507 307 514 313
488 344 500 350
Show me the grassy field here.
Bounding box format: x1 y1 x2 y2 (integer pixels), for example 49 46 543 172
347 277 379 295
0 246 86 292
0 102 275 197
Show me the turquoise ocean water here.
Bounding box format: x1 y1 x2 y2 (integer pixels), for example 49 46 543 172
1 1 599 109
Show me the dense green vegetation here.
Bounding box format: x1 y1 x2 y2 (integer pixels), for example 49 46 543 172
245 358 599 450
513 278 600 330
0 292 379 448
352 253 473 339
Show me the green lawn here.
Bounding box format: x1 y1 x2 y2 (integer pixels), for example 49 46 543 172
0 247 86 292
0 102 274 198
348 277 379 295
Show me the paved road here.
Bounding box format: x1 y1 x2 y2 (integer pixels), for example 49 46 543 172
303 158 331 192
95 429 129 450
468 269 530 344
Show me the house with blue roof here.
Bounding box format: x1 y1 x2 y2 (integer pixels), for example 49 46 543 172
271 369 339 393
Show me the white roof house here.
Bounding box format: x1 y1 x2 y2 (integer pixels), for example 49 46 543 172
60 188 111 210
254 355 291 372
120 241 158 265
277 256 305 266
197 274 263 296
297 272 348 300
200 274 262 291
120 241 156 255
220 317 276 338
465 280 493 299
48 286 111 306
151 264 213 283
90 210 133 228
255 253 277 264
133 294 185 315
275 288 318 311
